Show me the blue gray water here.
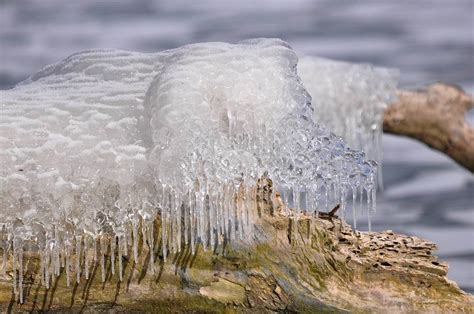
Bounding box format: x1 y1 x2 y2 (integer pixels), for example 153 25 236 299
1 0 473 292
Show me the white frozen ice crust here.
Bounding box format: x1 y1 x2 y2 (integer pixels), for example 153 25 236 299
0 39 382 301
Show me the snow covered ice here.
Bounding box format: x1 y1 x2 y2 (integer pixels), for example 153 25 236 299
0 38 394 302
298 57 399 186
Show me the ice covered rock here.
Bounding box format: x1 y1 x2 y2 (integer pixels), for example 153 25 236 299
298 57 399 186
0 38 379 302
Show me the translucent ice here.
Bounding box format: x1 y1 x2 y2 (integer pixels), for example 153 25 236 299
298 57 399 186
0 39 379 302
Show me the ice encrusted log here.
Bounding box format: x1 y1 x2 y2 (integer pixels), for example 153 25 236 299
0 38 383 302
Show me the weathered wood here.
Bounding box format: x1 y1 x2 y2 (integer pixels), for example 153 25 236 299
1 210 472 312
1 83 473 312
384 83 474 172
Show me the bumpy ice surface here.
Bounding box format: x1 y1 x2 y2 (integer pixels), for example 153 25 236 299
298 57 399 186
0 39 381 302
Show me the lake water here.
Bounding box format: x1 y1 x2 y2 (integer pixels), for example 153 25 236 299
1 0 473 292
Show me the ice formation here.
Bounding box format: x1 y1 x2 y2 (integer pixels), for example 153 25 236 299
1 39 382 302
298 57 399 186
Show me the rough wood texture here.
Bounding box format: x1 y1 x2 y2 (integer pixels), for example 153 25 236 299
1 211 472 312
384 83 474 172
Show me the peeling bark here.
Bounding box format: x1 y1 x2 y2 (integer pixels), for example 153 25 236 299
384 82 474 172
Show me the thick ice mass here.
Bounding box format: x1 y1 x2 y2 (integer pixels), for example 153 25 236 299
0 39 384 302
298 57 399 186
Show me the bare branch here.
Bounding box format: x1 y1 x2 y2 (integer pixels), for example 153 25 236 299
383 82 474 172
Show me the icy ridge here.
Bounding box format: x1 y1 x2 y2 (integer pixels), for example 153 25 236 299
298 57 399 186
0 39 386 302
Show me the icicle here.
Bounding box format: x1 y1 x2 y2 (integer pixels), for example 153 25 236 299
170 205 176 255
122 229 128 257
229 187 236 241
170 192 176 254
133 221 139 264
222 184 231 239
372 185 377 213
376 132 384 190
314 185 319 217
110 236 116 275
209 194 215 248
242 189 247 240
176 198 182 253
200 191 208 250
93 236 98 262
190 188 196 255
147 224 155 274
340 184 347 220
242 187 247 240
352 186 357 229
75 236 81 284
324 184 329 212
54 243 60 277
12 244 17 297
65 244 71 287
84 237 89 280
45 250 50 289
214 192 219 246
118 236 123 281
242 184 248 238
304 190 309 214
293 189 299 215
367 188 372 232
222 185 228 242
222 184 231 240
184 193 189 246
195 188 201 248
215 192 220 245
283 189 290 214
54 226 60 277
162 194 168 261
100 236 106 283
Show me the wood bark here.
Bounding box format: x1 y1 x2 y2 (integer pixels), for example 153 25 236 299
384 82 474 172
1 201 473 312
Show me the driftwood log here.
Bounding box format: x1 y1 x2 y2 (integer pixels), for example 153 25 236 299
0 184 473 313
0 83 473 312
385 82 474 172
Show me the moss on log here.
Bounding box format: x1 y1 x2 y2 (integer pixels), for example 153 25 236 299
0 208 472 313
